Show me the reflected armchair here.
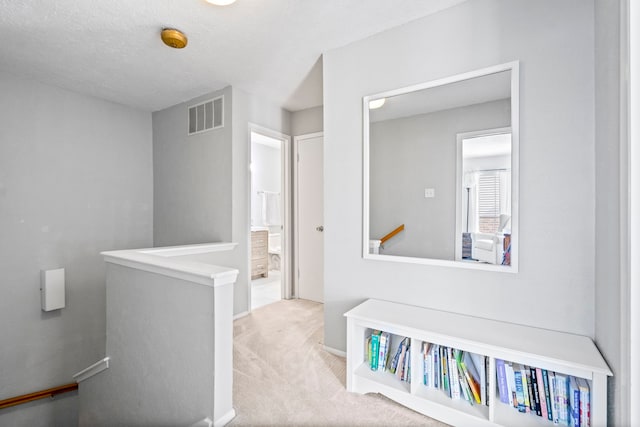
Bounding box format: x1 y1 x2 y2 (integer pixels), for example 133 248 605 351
471 233 504 264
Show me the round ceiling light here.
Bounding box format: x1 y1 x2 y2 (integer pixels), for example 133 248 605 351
205 0 237 5
161 28 188 49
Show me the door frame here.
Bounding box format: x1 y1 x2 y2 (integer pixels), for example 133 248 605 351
247 123 292 309
626 0 639 424
293 132 323 299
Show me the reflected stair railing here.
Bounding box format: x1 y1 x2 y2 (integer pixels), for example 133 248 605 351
380 224 405 247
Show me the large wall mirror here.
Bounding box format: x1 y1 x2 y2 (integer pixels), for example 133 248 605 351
363 62 519 272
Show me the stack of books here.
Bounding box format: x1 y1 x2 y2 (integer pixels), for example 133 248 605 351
496 359 591 426
366 331 411 383
421 343 489 405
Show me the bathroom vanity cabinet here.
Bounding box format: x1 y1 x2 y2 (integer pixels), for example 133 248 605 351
251 229 268 279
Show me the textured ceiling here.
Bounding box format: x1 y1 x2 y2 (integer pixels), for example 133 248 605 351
0 0 466 112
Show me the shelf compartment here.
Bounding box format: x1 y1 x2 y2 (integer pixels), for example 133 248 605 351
414 384 490 420
354 362 411 393
362 329 411 381
493 359 592 427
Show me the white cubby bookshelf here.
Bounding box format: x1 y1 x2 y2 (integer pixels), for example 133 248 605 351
344 299 612 427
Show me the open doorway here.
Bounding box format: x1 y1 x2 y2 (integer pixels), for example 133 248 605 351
249 126 291 310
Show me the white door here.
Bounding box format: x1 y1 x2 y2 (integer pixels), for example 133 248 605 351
296 134 323 303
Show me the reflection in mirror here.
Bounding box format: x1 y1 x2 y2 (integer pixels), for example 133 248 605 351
364 62 518 271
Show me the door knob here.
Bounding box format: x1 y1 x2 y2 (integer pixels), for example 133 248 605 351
316 226 324 232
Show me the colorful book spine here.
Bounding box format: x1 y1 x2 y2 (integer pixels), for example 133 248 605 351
370 331 380 370
548 372 558 424
457 351 481 404
378 332 388 371
514 368 526 413
577 377 590 427
396 338 408 380
403 345 411 382
467 352 486 405
432 345 439 389
530 367 543 416
542 369 553 421
519 365 531 412
389 338 403 374
536 367 548 417
555 373 569 425
441 346 449 396
524 367 534 413
569 376 580 427
496 359 509 404
448 348 461 399
505 362 516 408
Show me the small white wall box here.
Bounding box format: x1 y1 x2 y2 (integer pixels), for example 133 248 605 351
41 268 65 311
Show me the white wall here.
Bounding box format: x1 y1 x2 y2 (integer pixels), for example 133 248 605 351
324 0 595 352
291 106 323 136
152 87 290 315
370 99 509 259
79 265 217 426
153 87 233 247
0 71 153 426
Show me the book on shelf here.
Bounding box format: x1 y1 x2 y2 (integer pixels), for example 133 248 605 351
440 346 450 396
396 338 409 380
447 347 461 400
524 367 534 413
496 359 509 405
422 342 430 386
513 366 527 413
456 364 473 404
548 371 559 424
541 369 553 421
403 347 411 382
389 339 401 374
432 344 440 389
370 330 380 370
378 331 391 372
569 375 580 427
455 349 481 404
576 377 590 427
505 362 516 408
555 373 569 425
495 360 593 427
530 367 543 416
467 352 487 405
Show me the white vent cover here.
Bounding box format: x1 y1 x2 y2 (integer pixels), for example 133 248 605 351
188 96 224 135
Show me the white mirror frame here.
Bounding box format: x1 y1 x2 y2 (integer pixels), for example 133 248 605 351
362 61 519 272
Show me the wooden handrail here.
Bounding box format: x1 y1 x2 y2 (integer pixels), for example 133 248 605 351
380 224 405 245
0 383 78 410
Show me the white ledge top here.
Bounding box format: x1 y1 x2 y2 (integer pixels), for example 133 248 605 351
102 242 239 287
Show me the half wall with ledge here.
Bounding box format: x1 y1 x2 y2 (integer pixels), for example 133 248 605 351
78 242 239 427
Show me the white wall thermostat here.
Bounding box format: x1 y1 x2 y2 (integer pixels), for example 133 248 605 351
41 268 65 311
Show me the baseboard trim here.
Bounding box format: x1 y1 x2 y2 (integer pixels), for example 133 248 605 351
214 408 236 427
323 345 346 358
233 311 249 320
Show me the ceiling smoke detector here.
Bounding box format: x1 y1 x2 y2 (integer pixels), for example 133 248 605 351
161 28 188 49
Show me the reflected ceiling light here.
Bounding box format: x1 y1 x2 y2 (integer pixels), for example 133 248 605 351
205 0 237 5
369 98 386 109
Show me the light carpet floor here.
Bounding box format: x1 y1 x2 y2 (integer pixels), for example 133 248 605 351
230 299 449 426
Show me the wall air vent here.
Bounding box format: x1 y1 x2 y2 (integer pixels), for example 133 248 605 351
188 96 224 135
